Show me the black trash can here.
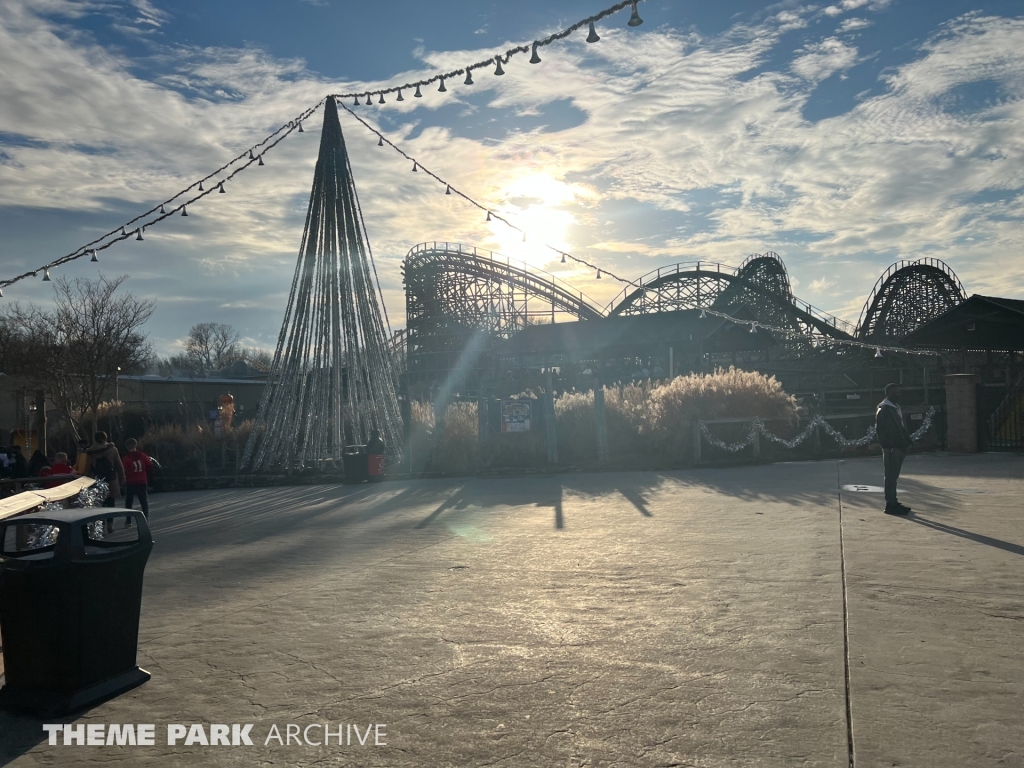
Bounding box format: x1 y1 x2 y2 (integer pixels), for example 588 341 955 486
0 508 153 717
341 445 368 485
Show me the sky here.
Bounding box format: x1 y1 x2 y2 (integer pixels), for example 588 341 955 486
1 0 1023 357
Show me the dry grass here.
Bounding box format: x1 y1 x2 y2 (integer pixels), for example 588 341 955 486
644 367 798 457
433 401 479 474
555 368 798 463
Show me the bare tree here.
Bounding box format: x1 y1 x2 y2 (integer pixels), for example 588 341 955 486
7 275 154 438
184 322 239 372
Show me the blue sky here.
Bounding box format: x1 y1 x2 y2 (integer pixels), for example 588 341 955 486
1 0 1023 356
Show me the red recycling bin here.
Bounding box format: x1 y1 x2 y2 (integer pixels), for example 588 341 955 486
367 454 385 481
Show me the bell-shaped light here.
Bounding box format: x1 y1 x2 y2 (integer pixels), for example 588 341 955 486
397 89 404 101
42 268 51 282
248 149 255 160
486 211 492 222
561 254 566 264
218 181 226 193
136 228 144 241
354 94 361 106
587 20 600 43
258 154 265 166
749 322 758 334
378 135 384 147
90 249 98 262
464 69 474 85
522 231 527 243
445 184 451 195
121 226 127 236
412 162 418 172
198 181 204 192
628 1 643 26
378 93 385 104
596 269 602 279
700 308 707 319
414 84 422 98
181 206 188 217
297 120 304 132
159 204 165 214
438 77 447 93
494 56 505 76
874 347 883 358
530 43 541 64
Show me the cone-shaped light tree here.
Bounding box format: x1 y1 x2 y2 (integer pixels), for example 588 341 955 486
243 96 403 471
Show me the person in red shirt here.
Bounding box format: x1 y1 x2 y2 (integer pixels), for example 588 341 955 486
122 438 154 519
43 451 76 489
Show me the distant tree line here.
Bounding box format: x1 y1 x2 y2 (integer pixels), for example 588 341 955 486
155 322 273 377
0 275 273 440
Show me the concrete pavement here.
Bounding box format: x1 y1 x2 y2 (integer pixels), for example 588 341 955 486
0 452 1021 767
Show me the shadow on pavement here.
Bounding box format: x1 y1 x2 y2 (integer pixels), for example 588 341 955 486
0 711 44 767
904 515 1024 557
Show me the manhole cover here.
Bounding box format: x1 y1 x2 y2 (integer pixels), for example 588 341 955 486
841 484 884 493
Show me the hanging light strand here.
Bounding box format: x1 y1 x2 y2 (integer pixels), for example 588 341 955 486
338 101 640 287
328 0 642 105
0 100 325 291
693 305 940 356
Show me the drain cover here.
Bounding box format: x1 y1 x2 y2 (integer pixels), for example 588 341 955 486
841 484 884 493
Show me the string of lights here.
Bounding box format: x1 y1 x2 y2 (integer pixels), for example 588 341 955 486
337 101 639 286
339 104 938 358
331 0 644 105
1 0 648 294
695 305 941 356
0 100 326 294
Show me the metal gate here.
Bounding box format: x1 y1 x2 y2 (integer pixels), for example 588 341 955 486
978 380 1024 451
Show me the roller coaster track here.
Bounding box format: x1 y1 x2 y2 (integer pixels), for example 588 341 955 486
606 252 858 340
855 258 966 343
402 245 969 381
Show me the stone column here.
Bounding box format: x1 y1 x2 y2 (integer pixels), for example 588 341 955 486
945 374 980 452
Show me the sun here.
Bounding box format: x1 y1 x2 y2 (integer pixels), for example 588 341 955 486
484 172 585 271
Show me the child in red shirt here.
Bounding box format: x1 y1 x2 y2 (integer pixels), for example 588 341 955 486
44 451 76 489
122 438 153 519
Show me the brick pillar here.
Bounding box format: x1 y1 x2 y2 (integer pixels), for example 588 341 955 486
945 374 979 452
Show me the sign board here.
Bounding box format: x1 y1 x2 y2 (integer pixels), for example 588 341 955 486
501 400 532 433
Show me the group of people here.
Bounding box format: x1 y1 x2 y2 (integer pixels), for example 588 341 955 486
0 433 159 519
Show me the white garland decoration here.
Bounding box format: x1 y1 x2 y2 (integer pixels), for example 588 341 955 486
698 407 936 454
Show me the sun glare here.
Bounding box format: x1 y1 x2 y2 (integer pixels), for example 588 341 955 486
484 172 587 272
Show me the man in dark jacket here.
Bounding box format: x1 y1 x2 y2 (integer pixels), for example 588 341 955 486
875 383 913 515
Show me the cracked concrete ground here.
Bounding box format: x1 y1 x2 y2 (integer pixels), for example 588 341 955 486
0 452 1021 767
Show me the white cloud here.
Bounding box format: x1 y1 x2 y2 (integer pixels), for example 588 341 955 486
825 0 889 16
792 37 858 81
838 18 872 32
1 2 1022 350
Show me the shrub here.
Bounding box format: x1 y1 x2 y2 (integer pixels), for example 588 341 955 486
555 390 597 463
644 367 798 456
433 401 479 474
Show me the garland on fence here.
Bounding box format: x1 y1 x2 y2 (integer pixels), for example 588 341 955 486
698 407 936 454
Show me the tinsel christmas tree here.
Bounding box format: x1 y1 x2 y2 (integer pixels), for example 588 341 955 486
243 96 402 471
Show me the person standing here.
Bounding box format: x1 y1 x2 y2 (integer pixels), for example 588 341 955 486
84 431 126 507
122 438 153 518
73 439 90 475
875 383 913 515
28 449 50 477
